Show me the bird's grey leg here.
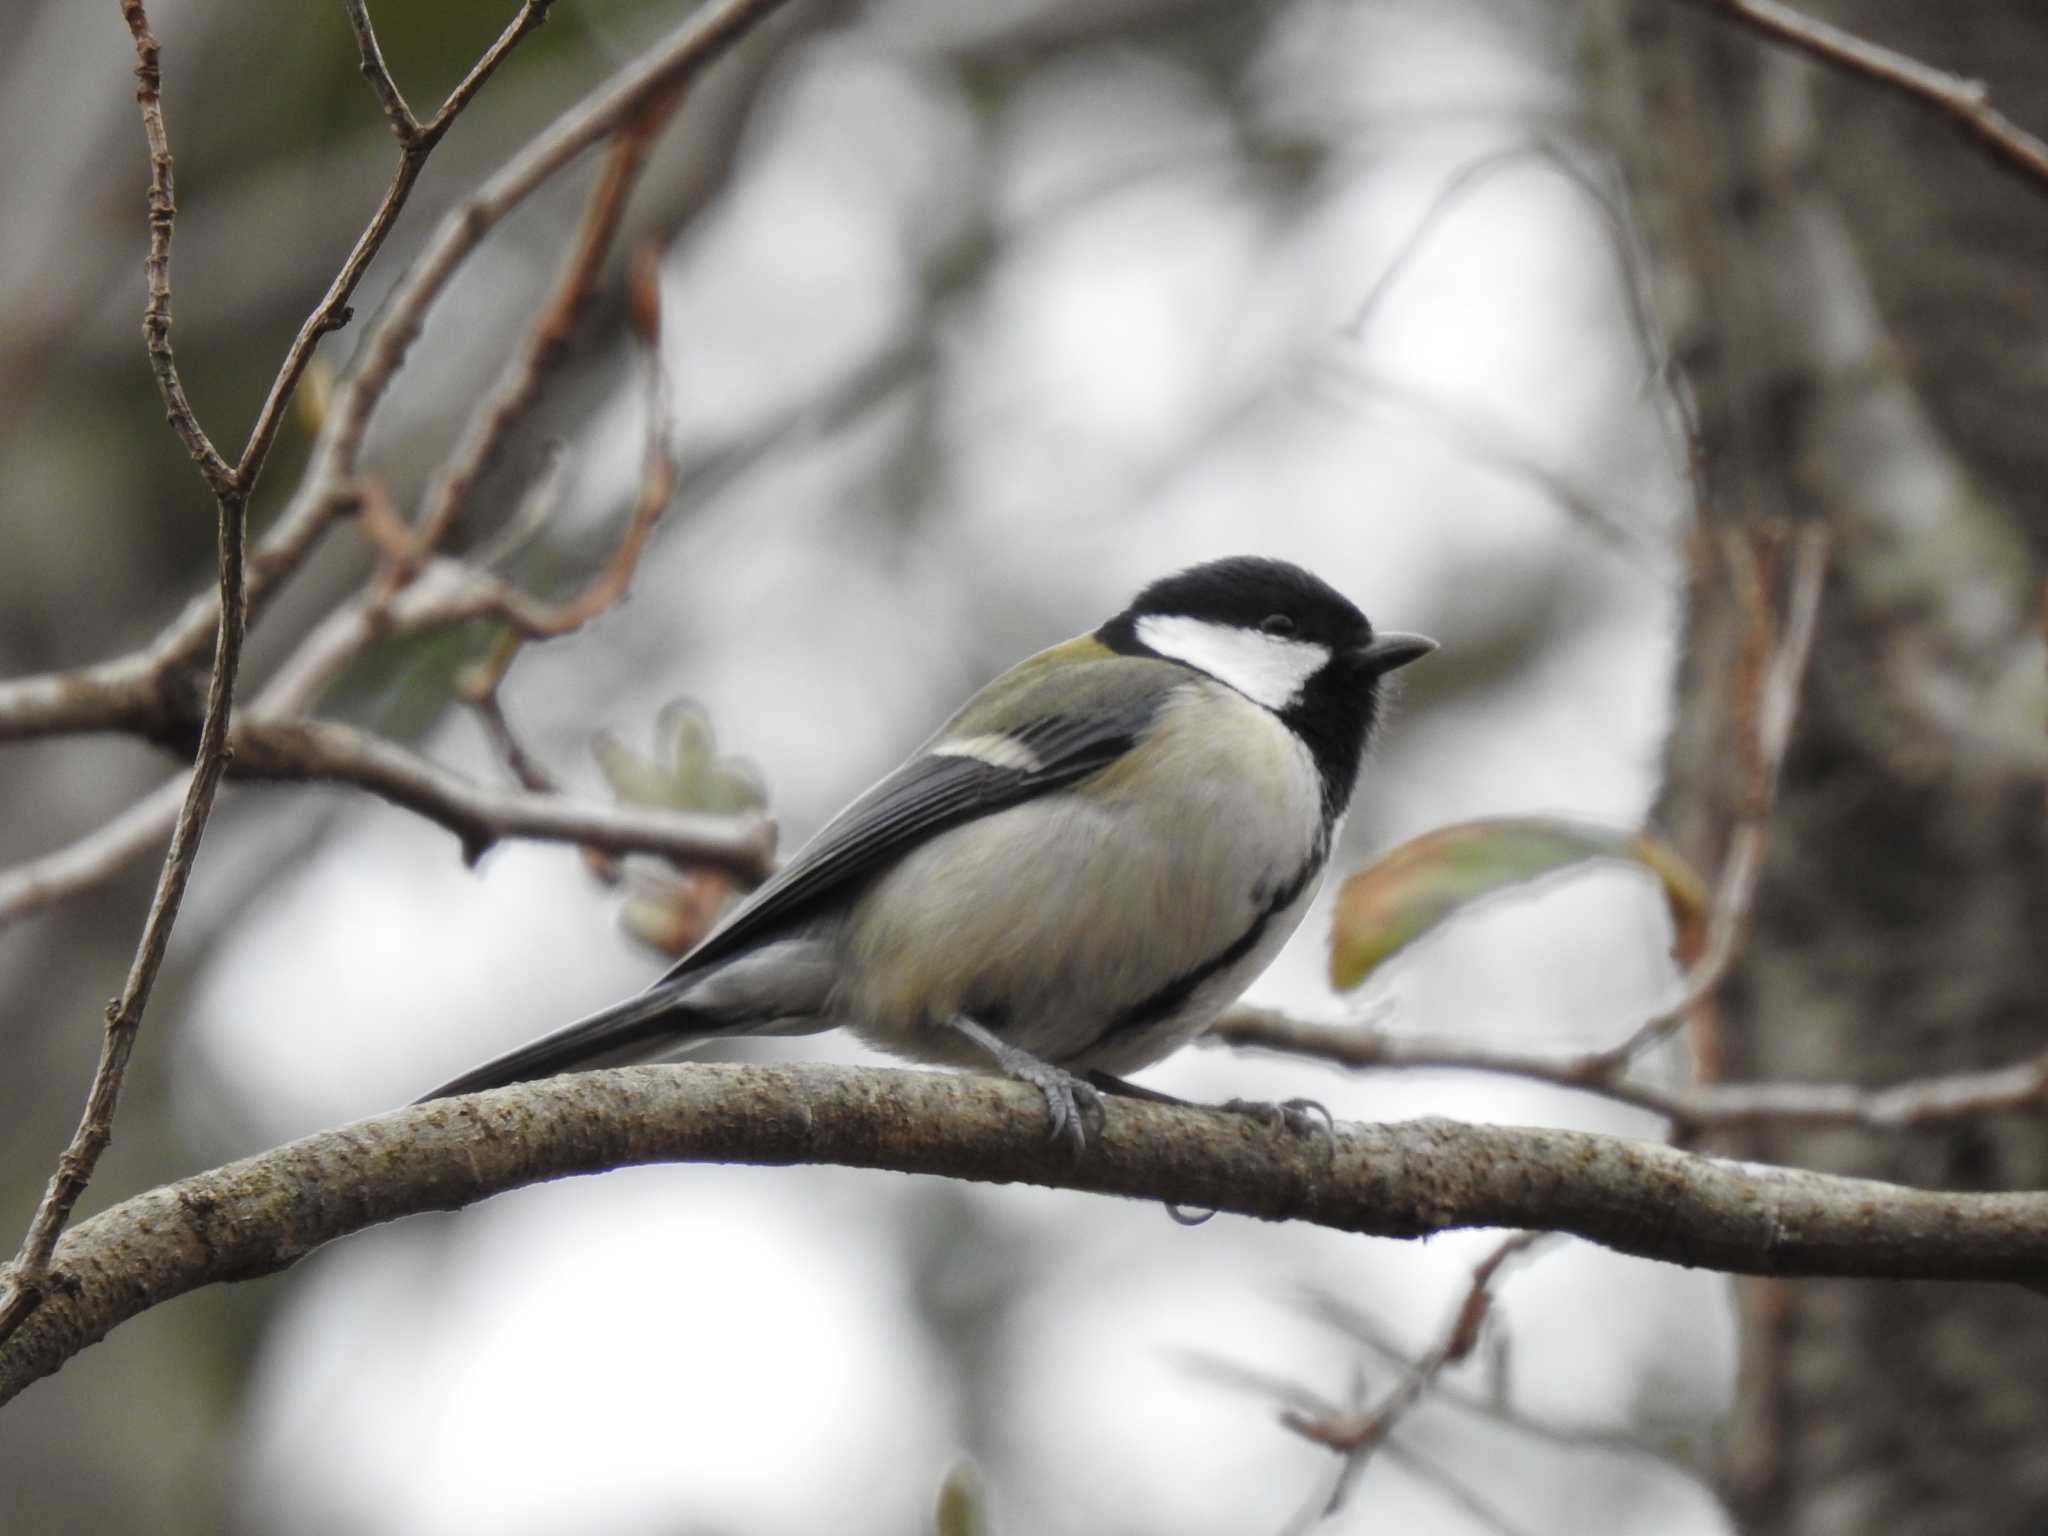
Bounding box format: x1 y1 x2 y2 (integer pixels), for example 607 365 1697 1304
946 1016 1103 1158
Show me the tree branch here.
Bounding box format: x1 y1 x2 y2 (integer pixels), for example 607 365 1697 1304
324 0 798 486
0 538 772 930
0 0 254 1348
1289 1232 1551 1517
0 4 566 731
342 0 424 145
1674 0 2048 195
1215 1009 2048 1135
118 0 235 498
403 86 680 576
226 717 774 873
4 1061 2047 1406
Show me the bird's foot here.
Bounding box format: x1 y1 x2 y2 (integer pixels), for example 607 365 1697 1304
947 1017 1104 1159
1222 1094 1334 1134
1221 1095 1339 1149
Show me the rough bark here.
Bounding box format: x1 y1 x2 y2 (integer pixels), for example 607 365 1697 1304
7 1061 2048 1409
1584 3 2048 1531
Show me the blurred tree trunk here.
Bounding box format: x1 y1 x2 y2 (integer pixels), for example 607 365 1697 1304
1585 3 2048 1532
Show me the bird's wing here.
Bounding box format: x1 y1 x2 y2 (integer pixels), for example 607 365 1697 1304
656 648 1188 986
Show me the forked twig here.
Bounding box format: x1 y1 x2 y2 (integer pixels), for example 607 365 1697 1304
0 2 252 1346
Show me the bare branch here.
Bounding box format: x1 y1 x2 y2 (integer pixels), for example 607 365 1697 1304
1675 0 2048 195
0 0 641 1346
0 778 190 927
326 0 799 486
118 0 234 497
1214 1009 2048 1136
1307 1288 1714 1476
0 1 254 1348
0 539 767 930
238 4 558 511
462 649 563 795
0 715 771 930
405 86 681 572
6 1063 2048 1405
226 717 775 875
0 5 799 925
0 5 565 726
341 0 423 145
422 0 557 141
1594 522 1827 1069
1289 1233 1550 1514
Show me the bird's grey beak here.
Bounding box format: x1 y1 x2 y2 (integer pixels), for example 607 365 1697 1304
1356 631 1437 676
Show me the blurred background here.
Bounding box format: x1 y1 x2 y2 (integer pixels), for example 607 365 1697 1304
3 0 1743 1530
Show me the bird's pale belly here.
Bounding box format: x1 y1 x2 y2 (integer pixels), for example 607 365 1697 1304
832 684 1327 1071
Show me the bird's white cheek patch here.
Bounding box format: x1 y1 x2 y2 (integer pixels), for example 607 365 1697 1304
1134 614 1329 710
931 733 1043 772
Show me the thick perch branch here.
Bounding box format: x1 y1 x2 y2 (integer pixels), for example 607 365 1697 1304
4 1062 2045 1405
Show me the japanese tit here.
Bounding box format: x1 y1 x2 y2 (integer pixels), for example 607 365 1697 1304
422 556 1434 1148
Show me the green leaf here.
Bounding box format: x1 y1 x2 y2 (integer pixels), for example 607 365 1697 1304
1329 817 1709 990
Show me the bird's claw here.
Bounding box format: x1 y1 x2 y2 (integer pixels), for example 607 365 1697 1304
945 1014 1104 1158
1022 1061 1104 1160
1222 1095 1338 1150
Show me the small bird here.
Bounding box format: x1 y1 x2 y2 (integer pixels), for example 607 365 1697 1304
422 557 1433 1149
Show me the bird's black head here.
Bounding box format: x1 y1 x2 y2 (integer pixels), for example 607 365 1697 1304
1097 556 1434 814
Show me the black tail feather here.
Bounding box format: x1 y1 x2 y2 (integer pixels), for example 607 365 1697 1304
416 986 712 1103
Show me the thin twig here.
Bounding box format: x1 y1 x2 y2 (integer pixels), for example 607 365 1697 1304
0 1 252 1348
0 0 797 920
422 0 557 141
326 0 797 487
0 778 192 927
0 5 561 727
454 244 680 827
234 169 419 501
240 4 559 505
1593 522 1827 1070
466 678 562 796
1344 139 1641 349
1676 0 2048 195
1308 1290 1716 1478
1288 1233 1550 1514
404 81 683 573
118 0 234 498
341 0 422 145
1215 1008 2048 1135
1314 360 1650 557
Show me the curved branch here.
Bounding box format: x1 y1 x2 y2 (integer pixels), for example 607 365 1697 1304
227 718 775 874
5 1062 2046 1405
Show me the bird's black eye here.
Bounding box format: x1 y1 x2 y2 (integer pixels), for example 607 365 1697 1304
1259 612 1296 637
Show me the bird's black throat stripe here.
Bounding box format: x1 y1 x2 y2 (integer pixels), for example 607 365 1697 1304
1095 846 1325 1046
